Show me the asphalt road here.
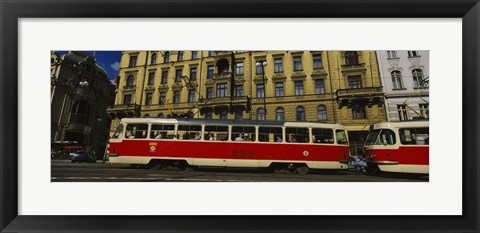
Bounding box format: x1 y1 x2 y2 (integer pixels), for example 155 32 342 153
51 160 428 182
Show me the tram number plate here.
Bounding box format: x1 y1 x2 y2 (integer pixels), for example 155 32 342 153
232 150 255 158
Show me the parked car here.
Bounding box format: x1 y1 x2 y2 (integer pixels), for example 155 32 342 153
69 151 95 163
348 155 367 172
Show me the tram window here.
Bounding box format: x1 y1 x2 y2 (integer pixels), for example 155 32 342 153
204 125 229 141
150 124 175 139
231 126 256 142
112 124 124 139
286 127 310 143
399 127 429 145
258 127 283 142
336 130 348 145
177 125 202 140
312 128 334 144
126 124 148 139
378 129 396 145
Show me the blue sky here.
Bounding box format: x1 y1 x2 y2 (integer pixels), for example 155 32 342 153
56 51 122 81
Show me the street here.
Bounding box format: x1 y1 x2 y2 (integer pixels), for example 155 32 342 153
51 160 428 182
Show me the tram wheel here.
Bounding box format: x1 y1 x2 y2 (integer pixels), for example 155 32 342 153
295 166 309 175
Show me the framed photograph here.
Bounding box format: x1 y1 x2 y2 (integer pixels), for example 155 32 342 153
1 0 478 232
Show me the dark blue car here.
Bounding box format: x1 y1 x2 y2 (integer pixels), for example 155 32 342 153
69 151 95 163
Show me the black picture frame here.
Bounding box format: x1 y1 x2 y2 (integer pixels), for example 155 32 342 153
1 0 479 232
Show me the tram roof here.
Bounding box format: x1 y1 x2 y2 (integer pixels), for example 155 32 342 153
120 118 345 129
373 120 429 129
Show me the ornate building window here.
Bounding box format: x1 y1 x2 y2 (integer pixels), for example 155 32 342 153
129 55 137 68
148 72 155 85
275 82 284 96
296 106 306 121
69 100 90 124
151 53 157 64
412 69 424 87
293 56 303 71
348 76 362 89
159 92 166 105
419 103 429 118
408 51 420 57
191 51 198 59
207 65 214 78
205 110 213 119
397 105 409 121
257 108 266 120
256 83 265 98
177 51 184 61
145 93 153 106
313 54 323 69
274 58 283 73
123 94 132 105
387 51 398 59
236 62 244 75
235 85 244 97
126 75 135 87
175 69 183 82
206 87 213 99
173 91 180 104
161 70 168 84
317 105 327 121
256 60 265 74
188 89 196 103
294 80 304 95
235 109 243 120
164 52 170 63
345 51 359 65
315 79 325 94
352 104 366 119
391 70 404 89
276 107 285 121
217 83 227 97
208 51 216 57
220 110 228 119
190 67 197 81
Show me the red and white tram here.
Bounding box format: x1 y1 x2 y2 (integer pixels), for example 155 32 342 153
106 118 350 174
364 121 429 174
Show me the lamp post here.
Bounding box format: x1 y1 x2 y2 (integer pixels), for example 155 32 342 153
256 61 267 119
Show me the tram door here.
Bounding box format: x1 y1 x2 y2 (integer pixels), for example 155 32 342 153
347 131 369 156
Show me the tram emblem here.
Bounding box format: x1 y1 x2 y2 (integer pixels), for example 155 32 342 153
303 151 309 157
149 145 156 152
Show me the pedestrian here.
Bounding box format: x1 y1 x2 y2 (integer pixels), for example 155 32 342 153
276 136 283 142
235 134 244 141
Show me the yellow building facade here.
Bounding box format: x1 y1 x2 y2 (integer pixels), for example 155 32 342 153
107 51 386 154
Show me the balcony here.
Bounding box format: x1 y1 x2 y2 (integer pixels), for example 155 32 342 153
214 71 232 80
335 87 384 109
106 104 141 119
341 63 366 74
198 96 249 111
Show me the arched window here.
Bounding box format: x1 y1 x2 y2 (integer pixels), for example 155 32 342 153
317 105 327 121
126 75 135 87
296 106 306 121
345 51 359 65
276 107 284 121
257 108 265 120
391 70 403 89
412 69 424 87
69 100 90 124
164 52 170 63
151 54 157 64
